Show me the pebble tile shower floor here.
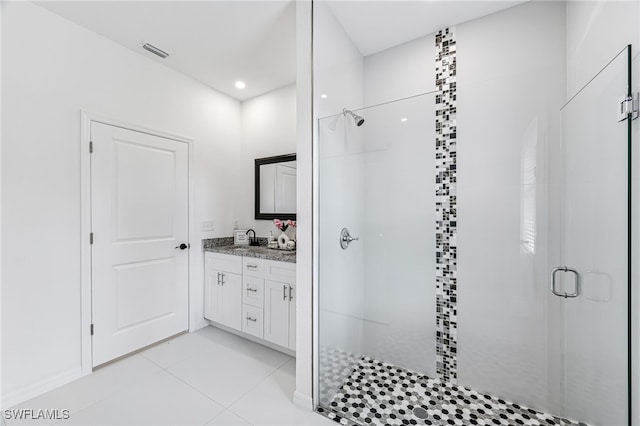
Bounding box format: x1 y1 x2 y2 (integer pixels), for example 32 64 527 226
317 354 588 426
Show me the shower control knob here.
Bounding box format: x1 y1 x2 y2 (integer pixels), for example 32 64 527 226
340 228 359 250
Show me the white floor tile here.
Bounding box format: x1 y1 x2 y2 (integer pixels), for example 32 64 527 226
205 410 252 426
139 332 213 369
5 327 318 426
6 355 161 425
195 327 291 368
166 340 291 408
59 371 223 426
230 360 334 426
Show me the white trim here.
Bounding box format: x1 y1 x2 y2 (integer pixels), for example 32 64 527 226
207 322 296 357
2 367 82 409
80 111 193 374
295 0 316 410
293 391 314 410
80 112 92 377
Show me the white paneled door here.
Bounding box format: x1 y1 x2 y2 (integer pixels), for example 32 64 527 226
91 122 189 367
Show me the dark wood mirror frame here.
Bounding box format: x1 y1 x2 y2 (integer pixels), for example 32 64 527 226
254 153 296 220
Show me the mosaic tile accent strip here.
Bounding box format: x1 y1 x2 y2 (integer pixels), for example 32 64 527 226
435 27 458 382
319 357 588 426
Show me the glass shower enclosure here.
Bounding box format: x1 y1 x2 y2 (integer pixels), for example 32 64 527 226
313 5 633 423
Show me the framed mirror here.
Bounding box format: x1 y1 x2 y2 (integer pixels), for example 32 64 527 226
255 154 296 220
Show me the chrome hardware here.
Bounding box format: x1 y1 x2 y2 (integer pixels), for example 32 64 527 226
246 317 257 322
551 266 580 298
217 272 221 286
246 264 258 269
247 287 258 293
289 285 293 302
220 272 225 286
340 227 359 250
617 93 639 122
283 285 288 301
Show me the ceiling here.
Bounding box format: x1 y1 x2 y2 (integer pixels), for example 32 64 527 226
36 1 297 101
327 0 526 57
36 0 525 102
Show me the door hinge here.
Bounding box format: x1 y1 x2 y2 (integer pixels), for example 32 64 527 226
90 233 94 244
617 93 639 122
90 324 94 335
89 141 93 153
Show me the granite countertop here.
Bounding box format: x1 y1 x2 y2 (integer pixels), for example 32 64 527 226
202 238 296 263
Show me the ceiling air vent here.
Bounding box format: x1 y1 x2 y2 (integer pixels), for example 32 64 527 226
142 42 169 59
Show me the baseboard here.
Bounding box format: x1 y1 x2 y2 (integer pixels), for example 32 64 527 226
2 367 82 409
208 321 296 357
189 319 209 333
293 390 313 410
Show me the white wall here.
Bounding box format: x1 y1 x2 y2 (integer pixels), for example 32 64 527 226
360 39 437 375
311 0 367 407
456 0 566 414
1 1 242 406
236 84 297 238
294 0 313 408
363 35 435 106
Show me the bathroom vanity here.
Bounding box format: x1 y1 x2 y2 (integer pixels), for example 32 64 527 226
203 244 296 354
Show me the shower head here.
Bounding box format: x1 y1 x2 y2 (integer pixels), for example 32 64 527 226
343 108 365 127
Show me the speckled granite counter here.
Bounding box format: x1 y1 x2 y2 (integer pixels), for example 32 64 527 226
202 238 296 264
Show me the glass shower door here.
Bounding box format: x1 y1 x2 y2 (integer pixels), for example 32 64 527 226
557 45 632 425
316 93 436 417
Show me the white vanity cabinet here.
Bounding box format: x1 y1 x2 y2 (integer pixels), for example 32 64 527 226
264 280 295 350
205 251 296 352
204 253 242 331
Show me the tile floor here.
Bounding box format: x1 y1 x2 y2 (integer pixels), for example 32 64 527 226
5 327 334 426
318 355 588 426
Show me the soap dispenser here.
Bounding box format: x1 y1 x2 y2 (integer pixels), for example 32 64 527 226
268 231 278 249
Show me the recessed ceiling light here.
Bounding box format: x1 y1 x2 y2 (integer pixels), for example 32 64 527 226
320 94 328 99
401 117 408 122
235 81 246 90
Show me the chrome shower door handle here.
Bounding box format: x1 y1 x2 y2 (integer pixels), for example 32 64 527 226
340 228 359 250
551 266 580 298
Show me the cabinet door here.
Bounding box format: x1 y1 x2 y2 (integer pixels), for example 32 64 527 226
264 280 290 348
221 271 242 331
288 284 296 351
204 269 223 323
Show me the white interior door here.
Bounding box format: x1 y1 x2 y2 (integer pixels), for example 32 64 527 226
91 121 189 367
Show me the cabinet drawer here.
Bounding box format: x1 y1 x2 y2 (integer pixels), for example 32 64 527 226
243 276 264 308
242 304 264 339
206 252 241 274
265 260 296 284
242 257 266 278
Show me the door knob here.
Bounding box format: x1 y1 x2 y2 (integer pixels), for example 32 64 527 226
175 243 190 250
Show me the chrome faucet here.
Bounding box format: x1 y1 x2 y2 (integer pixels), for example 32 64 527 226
246 229 259 246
